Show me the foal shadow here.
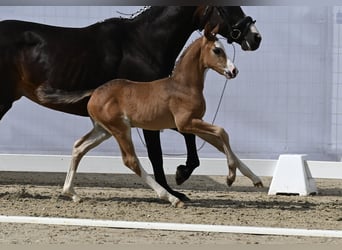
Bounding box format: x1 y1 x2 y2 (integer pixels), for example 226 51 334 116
0 188 52 200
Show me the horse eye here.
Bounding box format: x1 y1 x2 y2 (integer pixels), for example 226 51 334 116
213 47 223 55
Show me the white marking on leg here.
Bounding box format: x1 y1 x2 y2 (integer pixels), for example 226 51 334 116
236 157 263 186
63 122 111 202
139 164 183 207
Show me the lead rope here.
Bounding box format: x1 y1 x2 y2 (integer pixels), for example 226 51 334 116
136 36 236 156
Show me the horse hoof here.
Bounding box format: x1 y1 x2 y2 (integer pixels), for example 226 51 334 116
226 176 235 187
175 164 194 185
72 195 82 203
254 181 264 188
63 191 82 203
173 200 186 208
178 193 191 202
172 190 191 202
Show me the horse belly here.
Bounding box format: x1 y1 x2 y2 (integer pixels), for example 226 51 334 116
130 110 176 131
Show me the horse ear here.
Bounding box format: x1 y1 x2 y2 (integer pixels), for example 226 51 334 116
204 23 219 41
211 24 219 36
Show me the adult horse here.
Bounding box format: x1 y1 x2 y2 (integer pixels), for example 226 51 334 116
0 6 262 201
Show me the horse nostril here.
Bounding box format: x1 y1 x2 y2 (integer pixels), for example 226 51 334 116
254 33 262 43
232 68 238 76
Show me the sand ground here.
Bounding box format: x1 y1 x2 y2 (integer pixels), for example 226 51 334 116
0 171 341 245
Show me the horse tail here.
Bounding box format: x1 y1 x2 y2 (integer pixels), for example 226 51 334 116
36 84 93 104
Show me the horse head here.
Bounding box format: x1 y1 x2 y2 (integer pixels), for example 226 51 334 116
196 6 262 51
202 24 238 79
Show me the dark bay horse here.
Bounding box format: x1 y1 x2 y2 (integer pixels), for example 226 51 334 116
0 6 262 201
37 26 251 207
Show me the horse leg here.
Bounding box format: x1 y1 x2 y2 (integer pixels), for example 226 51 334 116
0 85 16 121
63 121 111 202
175 132 200 185
0 68 14 120
178 119 263 187
108 126 184 207
142 129 190 201
0 102 13 121
197 132 263 187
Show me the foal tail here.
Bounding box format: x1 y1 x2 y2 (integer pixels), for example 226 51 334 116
36 84 93 104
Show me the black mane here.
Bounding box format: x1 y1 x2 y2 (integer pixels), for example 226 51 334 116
101 6 155 23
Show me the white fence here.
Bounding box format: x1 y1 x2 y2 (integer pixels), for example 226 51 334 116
1 154 342 180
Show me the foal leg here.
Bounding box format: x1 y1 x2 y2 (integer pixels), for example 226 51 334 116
109 126 184 207
63 122 111 202
197 132 262 187
143 129 189 201
178 119 263 187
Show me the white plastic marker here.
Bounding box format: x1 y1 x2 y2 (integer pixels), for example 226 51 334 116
0 215 342 238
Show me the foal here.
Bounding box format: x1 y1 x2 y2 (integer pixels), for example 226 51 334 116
38 28 262 207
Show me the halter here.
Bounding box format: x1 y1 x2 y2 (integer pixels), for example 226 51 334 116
228 16 256 43
215 7 256 44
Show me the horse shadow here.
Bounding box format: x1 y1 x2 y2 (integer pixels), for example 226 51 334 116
187 197 317 211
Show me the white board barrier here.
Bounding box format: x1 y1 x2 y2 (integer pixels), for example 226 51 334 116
0 154 342 180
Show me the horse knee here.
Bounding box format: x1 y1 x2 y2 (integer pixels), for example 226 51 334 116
216 127 231 145
216 126 228 138
122 155 142 176
71 142 84 160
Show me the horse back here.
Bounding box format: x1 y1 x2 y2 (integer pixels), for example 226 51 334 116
0 19 125 115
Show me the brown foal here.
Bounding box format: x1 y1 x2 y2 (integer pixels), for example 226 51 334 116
38 26 262 207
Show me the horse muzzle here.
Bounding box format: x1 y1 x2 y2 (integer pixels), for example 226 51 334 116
224 67 239 79
241 26 262 51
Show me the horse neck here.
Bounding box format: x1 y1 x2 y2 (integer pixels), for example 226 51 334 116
171 39 206 92
130 7 200 74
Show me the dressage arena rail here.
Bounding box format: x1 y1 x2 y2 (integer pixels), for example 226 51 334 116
1 215 342 238
0 153 342 238
0 154 342 179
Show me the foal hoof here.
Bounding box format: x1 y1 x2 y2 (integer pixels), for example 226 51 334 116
62 191 82 203
254 181 264 188
173 199 186 208
226 176 236 187
72 195 82 203
176 164 195 185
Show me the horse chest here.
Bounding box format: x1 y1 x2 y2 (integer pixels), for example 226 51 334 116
182 93 206 118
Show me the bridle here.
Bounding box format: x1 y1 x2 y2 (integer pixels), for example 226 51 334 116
203 6 257 44
227 15 256 43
